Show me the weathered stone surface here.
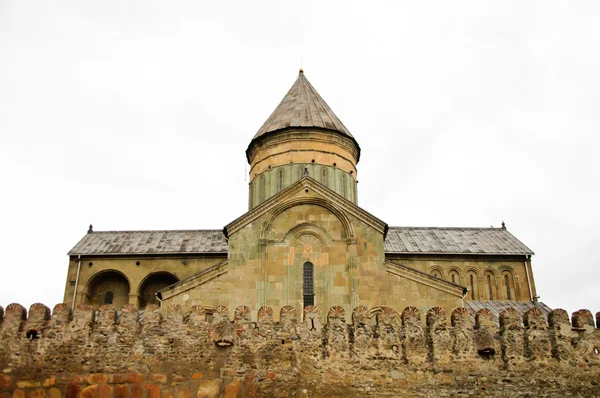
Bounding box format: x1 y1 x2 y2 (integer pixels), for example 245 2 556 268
0 304 598 396
196 379 221 398
474 308 498 358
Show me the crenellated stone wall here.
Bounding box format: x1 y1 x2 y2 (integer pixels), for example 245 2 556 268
0 302 599 397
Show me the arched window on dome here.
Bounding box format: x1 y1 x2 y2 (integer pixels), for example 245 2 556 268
278 169 284 192
259 175 265 202
303 261 314 307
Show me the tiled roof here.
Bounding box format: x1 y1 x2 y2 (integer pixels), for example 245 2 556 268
68 230 228 256
384 227 533 255
253 70 353 139
464 300 552 326
69 227 533 256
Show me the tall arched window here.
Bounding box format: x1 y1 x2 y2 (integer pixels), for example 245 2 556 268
451 273 456 284
259 175 265 202
487 275 493 300
504 274 512 300
104 291 114 305
469 275 475 300
303 261 314 307
321 168 327 186
278 169 284 192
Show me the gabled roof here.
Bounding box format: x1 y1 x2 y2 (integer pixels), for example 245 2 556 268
68 230 227 256
224 175 388 239
385 227 533 256
253 70 353 139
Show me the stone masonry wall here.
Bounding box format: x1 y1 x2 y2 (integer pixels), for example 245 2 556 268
0 303 599 397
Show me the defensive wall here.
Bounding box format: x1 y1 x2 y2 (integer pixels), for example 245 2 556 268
0 302 599 397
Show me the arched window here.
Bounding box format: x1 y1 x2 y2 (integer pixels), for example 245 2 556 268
504 274 512 300
104 291 114 305
487 275 493 300
321 168 327 186
469 274 475 300
278 169 284 192
259 175 265 202
303 261 314 307
448 270 460 286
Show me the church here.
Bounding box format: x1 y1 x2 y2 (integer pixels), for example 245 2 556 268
63 70 544 323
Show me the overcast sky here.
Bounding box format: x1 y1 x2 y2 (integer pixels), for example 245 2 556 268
1 1 598 316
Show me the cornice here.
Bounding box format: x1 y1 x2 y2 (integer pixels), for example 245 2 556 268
385 261 466 298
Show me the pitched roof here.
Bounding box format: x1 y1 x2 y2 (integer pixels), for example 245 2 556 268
68 230 228 256
69 226 533 256
253 70 353 139
384 227 533 255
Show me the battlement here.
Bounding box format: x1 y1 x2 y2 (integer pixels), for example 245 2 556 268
0 302 599 397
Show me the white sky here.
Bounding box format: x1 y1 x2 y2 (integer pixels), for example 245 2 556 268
1 1 598 316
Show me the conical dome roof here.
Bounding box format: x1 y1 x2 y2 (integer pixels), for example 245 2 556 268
253 70 353 139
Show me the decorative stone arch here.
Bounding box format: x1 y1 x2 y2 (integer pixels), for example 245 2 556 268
284 222 335 246
446 266 462 285
137 272 179 309
83 269 130 309
427 266 445 280
260 197 355 241
369 306 401 325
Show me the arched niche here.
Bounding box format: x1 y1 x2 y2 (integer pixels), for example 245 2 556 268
447 267 462 285
84 270 130 308
260 198 355 241
427 266 445 280
138 272 179 309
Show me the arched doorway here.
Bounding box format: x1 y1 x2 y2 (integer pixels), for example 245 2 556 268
138 272 179 308
85 270 130 308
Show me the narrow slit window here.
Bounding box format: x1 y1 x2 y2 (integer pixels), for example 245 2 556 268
470 275 475 300
504 274 512 300
104 291 114 305
278 169 283 192
451 274 456 284
321 168 327 186
259 175 265 202
303 261 314 307
341 174 346 196
487 275 493 300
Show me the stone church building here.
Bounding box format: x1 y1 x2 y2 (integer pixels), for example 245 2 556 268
63 70 542 323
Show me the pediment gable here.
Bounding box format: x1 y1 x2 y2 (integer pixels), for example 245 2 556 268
224 176 388 239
